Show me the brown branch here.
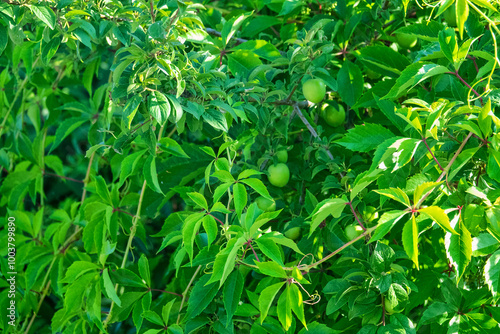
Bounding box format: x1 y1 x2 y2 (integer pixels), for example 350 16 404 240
422 137 444 171
43 171 84 183
347 201 366 230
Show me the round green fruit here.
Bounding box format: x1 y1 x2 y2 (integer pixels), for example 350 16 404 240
363 206 378 223
255 196 276 212
345 224 364 241
276 149 288 163
321 103 346 127
284 227 301 240
443 4 457 27
267 163 290 188
396 33 418 49
303 79 326 104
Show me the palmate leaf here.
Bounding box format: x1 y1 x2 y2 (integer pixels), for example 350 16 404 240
259 282 285 324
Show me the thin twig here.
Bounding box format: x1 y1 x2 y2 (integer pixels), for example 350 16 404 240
422 137 444 171
177 265 202 324
347 201 366 231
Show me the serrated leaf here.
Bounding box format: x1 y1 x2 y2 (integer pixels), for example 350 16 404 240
309 198 346 235
445 214 472 282
144 156 163 194
258 282 285 324
256 261 288 278
335 124 394 152
103 268 121 307
419 206 458 235
402 215 419 268
374 188 411 207
223 270 244 327
187 192 208 211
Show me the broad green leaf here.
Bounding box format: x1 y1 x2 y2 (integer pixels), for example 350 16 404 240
185 275 220 319
119 149 147 187
488 148 500 183
374 188 411 207
413 181 443 206
49 117 88 153
472 233 499 257
402 215 419 268
94 175 112 205
149 91 170 125
309 198 346 235
255 237 284 266
383 63 450 100
258 282 285 324
290 283 307 329
240 178 272 200
337 60 364 106
277 286 293 330
445 214 472 282
144 156 163 194
202 214 218 245
419 206 458 235
456 0 468 39
256 261 288 278
207 236 246 287
103 268 121 307
158 138 189 158
350 169 382 201
30 5 56 29
394 21 445 41
61 261 100 283
42 38 60 64
138 254 151 287
335 124 394 152
64 272 97 314
223 270 244 327
123 95 142 129
161 299 175 326
484 250 500 296
221 13 251 47
143 310 164 326
233 182 248 218
182 212 205 262
358 45 410 78
187 192 208 211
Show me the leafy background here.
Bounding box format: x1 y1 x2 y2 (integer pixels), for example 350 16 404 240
1 0 500 333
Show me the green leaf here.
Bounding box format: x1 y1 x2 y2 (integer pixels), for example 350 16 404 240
290 283 307 329
207 237 246 287
149 91 170 125
94 175 112 205
472 233 499 257
456 0 468 39
49 117 88 153
258 282 285 324
383 63 450 100
337 60 364 107
413 181 443 205
119 149 147 187
182 212 204 262
30 5 56 29
255 238 284 266
103 268 121 307
256 261 288 278
122 95 142 130
444 214 472 282
419 206 458 235
358 45 410 78
61 261 100 283
161 299 175 326
187 192 209 211
488 148 500 183
221 12 251 47
370 211 409 242
394 21 445 41
402 215 419 268
42 37 60 65
158 137 189 158
484 250 500 296
202 215 218 246
64 272 97 314
223 270 244 327
227 50 262 79
233 40 282 61
336 123 394 152
277 285 293 330
350 169 382 201
233 183 248 218
144 155 163 194
143 310 164 326
309 198 346 235
374 188 411 207
439 28 458 64
138 254 151 287
185 275 220 319
0 25 7 55
240 178 272 200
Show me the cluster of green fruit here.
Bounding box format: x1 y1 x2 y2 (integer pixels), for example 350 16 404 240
302 79 346 127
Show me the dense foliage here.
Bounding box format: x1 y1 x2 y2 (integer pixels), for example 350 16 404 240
1 0 500 333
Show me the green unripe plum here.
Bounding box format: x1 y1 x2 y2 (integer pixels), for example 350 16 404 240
396 33 418 49
276 149 288 163
321 103 346 127
285 227 301 240
443 4 457 27
255 196 276 212
267 163 290 188
363 206 378 223
345 224 364 240
302 79 326 104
